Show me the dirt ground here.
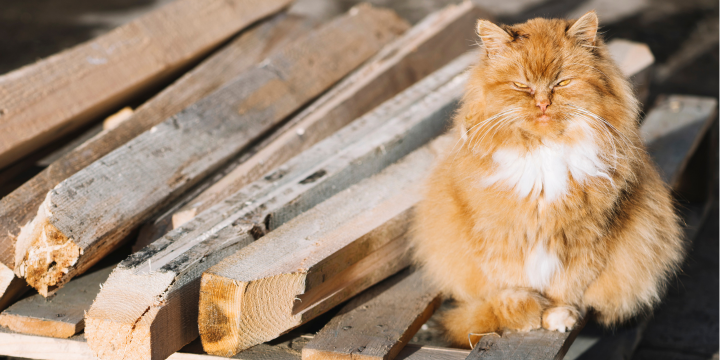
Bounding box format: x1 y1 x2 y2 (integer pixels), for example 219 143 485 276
0 0 717 359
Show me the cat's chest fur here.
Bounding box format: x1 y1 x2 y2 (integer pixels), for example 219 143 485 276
481 139 610 203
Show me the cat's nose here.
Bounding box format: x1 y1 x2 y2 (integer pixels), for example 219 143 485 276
536 99 551 113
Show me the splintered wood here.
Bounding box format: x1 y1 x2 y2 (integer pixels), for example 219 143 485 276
13 5 407 298
0 13 316 306
84 53 471 360
0 0 293 170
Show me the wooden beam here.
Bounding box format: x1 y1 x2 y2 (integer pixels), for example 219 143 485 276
0 266 113 338
0 0 293 170
0 13 317 307
13 5 407 298
302 269 442 360
396 345 470 360
640 95 717 187
197 133 454 356
133 1 492 247
84 53 471 360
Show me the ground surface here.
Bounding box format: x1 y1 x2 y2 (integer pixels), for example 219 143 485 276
0 0 717 359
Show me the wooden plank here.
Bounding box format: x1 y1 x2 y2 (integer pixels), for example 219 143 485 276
641 95 717 187
396 345 470 360
0 328 305 360
302 269 442 360
133 2 492 246
0 0 293 170
467 317 588 360
0 13 317 308
0 266 113 338
84 54 471 360
197 134 454 356
13 5 407 298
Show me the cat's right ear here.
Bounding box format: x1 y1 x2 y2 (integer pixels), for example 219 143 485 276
476 20 512 58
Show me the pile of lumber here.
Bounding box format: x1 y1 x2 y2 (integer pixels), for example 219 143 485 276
0 1 715 360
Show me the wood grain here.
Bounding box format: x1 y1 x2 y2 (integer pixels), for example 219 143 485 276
13 5 407 298
198 135 454 356
466 317 588 360
0 0 293 170
302 269 442 360
134 1 491 245
85 52 468 360
0 266 113 338
0 13 317 307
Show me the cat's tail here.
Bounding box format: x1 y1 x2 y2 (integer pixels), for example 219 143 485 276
441 288 549 348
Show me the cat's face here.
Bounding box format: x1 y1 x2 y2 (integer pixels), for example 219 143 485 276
464 12 631 151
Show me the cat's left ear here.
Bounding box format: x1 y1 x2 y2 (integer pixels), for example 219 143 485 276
477 19 512 58
567 11 599 45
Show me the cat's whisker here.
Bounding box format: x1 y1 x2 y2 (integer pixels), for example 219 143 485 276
471 109 521 152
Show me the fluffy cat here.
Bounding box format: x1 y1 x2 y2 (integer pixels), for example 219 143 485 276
411 11 685 347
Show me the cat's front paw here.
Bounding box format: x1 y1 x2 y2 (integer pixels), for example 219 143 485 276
542 307 578 333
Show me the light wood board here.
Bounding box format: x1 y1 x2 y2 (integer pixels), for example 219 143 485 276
0 0 293 169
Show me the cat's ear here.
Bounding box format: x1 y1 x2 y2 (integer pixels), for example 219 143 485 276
476 20 512 58
567 11 599 45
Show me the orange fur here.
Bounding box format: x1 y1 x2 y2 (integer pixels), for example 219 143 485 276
412 12 685 348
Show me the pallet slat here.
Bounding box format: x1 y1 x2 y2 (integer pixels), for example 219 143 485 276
303 269 442 360
0 13 317 308
13 5 407 299
0 0 292 170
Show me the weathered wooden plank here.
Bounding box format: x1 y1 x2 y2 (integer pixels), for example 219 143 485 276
0 266 113 338
197 134 454 356
641 95 717 187
85 54 471 360
0 0 293 170
0 328 306 360
133 2 492 246
302 269 442 360
0 13 317 308
396 345 470 360
466 317 588 360
13 5 407 298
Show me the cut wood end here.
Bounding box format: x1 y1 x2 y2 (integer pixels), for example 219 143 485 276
14 194 81 297
199 271 306 357
0 313 78 338
85 268 175 360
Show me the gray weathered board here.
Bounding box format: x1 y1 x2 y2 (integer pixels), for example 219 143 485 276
0 11 316 312
0 0 292 170
198 135 453 356
133 2 491 248
641 95 717 187
303 269 442 360
0 266 113 338
84 53 472 360
13 5 407 297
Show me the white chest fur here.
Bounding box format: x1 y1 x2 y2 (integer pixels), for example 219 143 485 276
481 138 610 202
524 242 560 290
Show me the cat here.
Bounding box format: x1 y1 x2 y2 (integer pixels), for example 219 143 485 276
411 11 685 347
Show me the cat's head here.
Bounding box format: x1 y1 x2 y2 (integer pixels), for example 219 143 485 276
461 12 638 152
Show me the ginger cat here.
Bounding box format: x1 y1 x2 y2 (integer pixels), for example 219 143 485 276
412 11 685 346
